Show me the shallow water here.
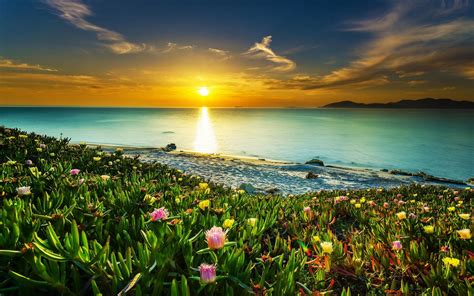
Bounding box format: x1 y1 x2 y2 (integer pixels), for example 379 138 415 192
1 107 473 180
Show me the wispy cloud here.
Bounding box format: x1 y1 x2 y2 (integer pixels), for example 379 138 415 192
0 58 57 72
44 0 146 54
159 42 194 53
244 36 296 72
269 1 474 89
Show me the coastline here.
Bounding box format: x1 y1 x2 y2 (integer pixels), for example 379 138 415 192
90 143 472 195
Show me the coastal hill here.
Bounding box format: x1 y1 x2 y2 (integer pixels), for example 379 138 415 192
322 98 474 109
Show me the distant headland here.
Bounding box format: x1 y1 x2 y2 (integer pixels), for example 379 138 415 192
322 98 474 109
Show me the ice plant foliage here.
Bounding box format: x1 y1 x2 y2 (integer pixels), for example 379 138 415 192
0 127 472 295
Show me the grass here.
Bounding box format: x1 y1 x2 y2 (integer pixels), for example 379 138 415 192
0 126 472 295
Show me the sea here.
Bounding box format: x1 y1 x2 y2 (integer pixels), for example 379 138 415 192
1 107 473 181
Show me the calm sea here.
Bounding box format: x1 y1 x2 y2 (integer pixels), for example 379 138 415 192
1 107 473 181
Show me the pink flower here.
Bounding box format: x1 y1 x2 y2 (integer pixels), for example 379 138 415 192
396 194 403 198
199 263 217 284
205 226 227 250
70 169 80 175
368 201 376 207
150 207 169 221
392 241 403 251
454 196 460 201
383 202 389 209
398 200 405 206
303 206 311 216
25 160 33 166
453 191 459 195
393 199 399 204
79 178 85 185
408 213 417 219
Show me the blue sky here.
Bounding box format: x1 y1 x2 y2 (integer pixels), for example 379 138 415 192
0 0 473 106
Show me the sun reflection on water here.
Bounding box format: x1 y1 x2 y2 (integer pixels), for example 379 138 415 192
193 107 218 153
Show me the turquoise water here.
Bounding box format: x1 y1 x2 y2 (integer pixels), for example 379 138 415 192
1 107 473 180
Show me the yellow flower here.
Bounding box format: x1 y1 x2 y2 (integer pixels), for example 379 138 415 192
36 148 43 152
223 219 235 229
459 213 470 220
442 257 460 268
93 157 101 161
360 197 366 203
247 218 258 227
350 199 356 204
238 189 245 195
355 203 361 208
410 200 416 203
458 200 463 204
457 229 471 240
198 199 210 210
312 236 321 243
423 225 434 234
320 241 333 254
143 194 155 205
447 206 455 212
396 211 407 220
199 182 209 190
19 134 28 138
100 175 110 181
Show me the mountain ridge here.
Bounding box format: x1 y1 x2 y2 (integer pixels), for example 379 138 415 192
322 98 474 109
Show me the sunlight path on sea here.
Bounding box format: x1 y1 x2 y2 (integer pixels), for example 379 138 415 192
193 107 218 153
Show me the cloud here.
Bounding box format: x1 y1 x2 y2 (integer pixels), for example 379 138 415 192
44 0 146 54
159 42 194 53
407 80 428 86
268 1 474 90
0 58 57 72
208 48 228 56
244 36 296 72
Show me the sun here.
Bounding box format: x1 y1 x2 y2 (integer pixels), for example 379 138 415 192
198 86 209 96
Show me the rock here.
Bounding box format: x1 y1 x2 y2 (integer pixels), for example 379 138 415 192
468 178 474 184
163 143 177 152
305 172 319 179
380 168 389 172
265 187 280 194
388 169 413 176
239 183 256 194
305 158 324 166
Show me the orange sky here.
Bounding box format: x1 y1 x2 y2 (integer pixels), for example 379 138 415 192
1 0 473 107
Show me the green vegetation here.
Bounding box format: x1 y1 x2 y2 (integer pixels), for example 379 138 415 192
0 126 472 295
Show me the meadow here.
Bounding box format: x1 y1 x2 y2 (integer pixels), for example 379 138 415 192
0 126 472 295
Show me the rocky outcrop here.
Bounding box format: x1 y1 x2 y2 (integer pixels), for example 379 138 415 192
305 158 324 166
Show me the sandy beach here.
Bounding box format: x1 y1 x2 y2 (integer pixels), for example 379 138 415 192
96 144 470 195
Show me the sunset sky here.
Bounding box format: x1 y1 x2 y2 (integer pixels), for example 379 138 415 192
1 0 473 107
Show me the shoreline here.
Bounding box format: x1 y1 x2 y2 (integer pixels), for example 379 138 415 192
89 143 472 195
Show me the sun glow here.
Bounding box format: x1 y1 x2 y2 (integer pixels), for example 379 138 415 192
198 87 209 96
193 107 217 153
